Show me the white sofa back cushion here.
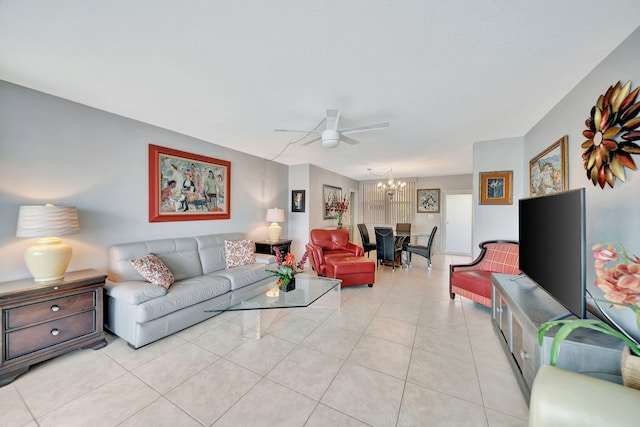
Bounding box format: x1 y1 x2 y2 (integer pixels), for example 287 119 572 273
196 233 246 274
109 237 203 282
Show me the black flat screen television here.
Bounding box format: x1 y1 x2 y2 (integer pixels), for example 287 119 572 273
519 188 586 319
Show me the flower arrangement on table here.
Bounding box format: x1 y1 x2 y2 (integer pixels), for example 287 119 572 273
539 242 640 367
267 247 309 289
325 195 350 228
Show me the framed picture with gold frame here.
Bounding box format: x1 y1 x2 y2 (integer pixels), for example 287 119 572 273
479 170 513 205
529 135 568 196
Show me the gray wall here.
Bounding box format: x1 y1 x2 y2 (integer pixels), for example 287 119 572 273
522 26 640 340
0 81 288 281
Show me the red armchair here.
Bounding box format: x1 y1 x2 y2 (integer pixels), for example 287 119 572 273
306 229 364 276
449 240 519 307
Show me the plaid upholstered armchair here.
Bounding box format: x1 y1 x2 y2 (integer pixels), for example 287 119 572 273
449 240 519 307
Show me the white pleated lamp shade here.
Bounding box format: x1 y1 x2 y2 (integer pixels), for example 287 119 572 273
16 204 80 283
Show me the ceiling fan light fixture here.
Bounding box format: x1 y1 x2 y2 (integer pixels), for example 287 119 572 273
321 130 340 148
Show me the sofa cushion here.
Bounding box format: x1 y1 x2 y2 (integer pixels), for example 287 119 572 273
135 275 231 323
196 233 246 274
212 263 273 291
105 280 168 304
130 254 175 288
108 237 203 282
475 243 520 274
224 239 256 268
451 270 492 298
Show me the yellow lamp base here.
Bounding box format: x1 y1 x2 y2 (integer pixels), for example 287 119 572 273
268 222 282 242
24 237 72 283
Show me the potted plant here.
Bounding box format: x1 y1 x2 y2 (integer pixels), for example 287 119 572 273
538 242 640 388
267 247 308 292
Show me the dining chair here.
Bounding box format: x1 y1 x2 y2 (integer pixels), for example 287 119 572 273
406 226 437 270
395 222 412 253
374 227 403 270
357 224 376 258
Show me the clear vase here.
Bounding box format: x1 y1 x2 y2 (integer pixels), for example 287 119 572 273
337 213 343 229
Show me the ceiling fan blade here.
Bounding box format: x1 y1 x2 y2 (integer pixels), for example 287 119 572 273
325 109 340 131
274 128 321 133
300 136 322 146
339 122 390 135
340 135 361 145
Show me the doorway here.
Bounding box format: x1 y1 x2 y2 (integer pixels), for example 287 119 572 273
444 192 472 254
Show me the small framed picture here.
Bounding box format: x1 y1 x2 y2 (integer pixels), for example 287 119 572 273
291 190 305 212
479 170 513 205
417 189 440 213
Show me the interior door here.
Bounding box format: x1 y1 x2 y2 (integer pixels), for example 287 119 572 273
444 193 472 254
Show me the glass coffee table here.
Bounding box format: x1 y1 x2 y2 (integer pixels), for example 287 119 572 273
205 274 341 338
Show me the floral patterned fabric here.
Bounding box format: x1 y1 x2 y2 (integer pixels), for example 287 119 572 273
224 239 256 269
130 253 175 289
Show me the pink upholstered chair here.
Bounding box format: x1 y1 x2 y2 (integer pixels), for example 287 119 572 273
306 229 364 276
449 240 519 307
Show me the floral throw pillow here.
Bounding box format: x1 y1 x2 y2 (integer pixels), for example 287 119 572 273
130 254 175 289
224 240 256 269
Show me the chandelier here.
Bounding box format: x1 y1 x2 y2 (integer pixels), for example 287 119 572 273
370 168 406 200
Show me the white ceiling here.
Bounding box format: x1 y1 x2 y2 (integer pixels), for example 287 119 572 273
2 1 639 181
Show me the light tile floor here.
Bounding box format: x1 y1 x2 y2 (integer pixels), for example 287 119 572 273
0 254 529 427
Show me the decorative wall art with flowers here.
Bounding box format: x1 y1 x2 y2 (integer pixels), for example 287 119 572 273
324 187 350 228
582 81 640 189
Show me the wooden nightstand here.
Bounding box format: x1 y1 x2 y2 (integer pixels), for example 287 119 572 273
0 269 107 386
254 239 292 255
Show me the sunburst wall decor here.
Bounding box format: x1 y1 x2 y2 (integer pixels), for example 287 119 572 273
582 80 640 188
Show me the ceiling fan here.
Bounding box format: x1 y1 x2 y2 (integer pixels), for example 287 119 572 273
274 108 389 148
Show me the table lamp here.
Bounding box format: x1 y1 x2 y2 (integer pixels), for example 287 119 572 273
16 204 80 283
265 208 284 242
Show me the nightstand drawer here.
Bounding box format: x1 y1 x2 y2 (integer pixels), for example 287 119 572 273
5 291 96 329
6 310 97 360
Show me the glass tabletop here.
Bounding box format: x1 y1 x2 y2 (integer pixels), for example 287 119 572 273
205 273 341 313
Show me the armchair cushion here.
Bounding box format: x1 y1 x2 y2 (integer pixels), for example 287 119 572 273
450 240 519 306
306 229 364 275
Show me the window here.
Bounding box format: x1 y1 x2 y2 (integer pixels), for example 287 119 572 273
362 182 415 224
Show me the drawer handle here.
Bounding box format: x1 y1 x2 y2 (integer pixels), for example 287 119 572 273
51 329 60 336
51 305 60 312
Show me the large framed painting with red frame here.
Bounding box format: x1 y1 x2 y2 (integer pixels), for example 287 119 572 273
149 144 231 222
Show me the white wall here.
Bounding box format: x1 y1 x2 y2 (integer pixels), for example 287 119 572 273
472 136 524 256
522 26 640 340
0 81 288 281
287 164 310 258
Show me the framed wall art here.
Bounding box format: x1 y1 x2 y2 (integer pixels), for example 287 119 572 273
323 184 341 219
479 170 513 205
529 135 568 196
291 190 305 212
149 144 231 222
417 188 440 213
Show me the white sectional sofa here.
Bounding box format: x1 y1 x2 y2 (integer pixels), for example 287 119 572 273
104 233 276 348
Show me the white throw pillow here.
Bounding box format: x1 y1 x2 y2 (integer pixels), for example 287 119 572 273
224 240 256 268
130 253 175 289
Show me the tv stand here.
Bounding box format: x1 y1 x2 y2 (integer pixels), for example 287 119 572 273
491 273 624 401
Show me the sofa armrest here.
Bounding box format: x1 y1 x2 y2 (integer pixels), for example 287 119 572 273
529 365 640 427
306 242 325 275
104 279 167 304
347 242 364 257
254 253 276 265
